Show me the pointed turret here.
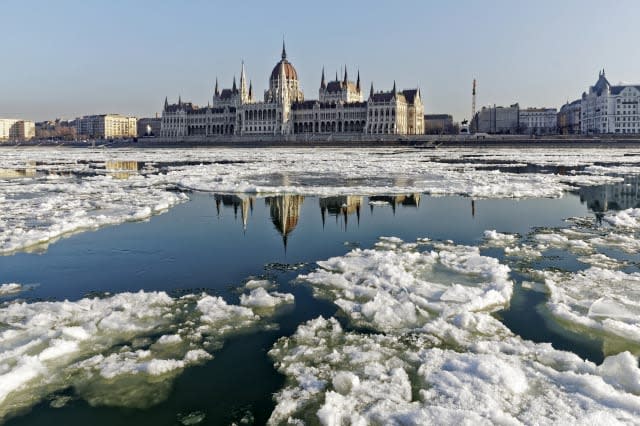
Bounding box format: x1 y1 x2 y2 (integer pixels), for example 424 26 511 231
249 80 253 100
392 81 397 94
281 39 287 60
369 82 374 99
335 71 339 82
343 65 348 85
178 95 182 106
214 78 219 96
164 96 168 111
232 76 237 93
356 70 361 92
240 61 248 102
321 67 326 89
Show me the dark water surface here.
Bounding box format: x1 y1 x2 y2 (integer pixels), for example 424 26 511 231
0 188 631 425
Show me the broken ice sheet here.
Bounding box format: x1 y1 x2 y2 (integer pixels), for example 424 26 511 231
0 287 290 421
269 317 640 425
542 267 640 350
299 237 512 333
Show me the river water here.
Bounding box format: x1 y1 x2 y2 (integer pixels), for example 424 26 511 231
1 148 640 425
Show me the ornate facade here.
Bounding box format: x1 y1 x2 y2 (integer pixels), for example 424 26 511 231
160 43 424 139
581 70 640 134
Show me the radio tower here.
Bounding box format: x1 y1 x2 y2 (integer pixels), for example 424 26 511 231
471 79 477 127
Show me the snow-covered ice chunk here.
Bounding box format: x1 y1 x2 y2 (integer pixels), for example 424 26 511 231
300 237 512 332
0 283 22 296
604 208 640 229
268 317 640 425
0 290 266 420
239 287 294 309
543 267 640 344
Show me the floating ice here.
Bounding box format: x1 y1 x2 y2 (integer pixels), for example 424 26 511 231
0 170 188 255
534 230 594 254
604 208 640 229
0 290 267 421
239 287 295 309
299 237 512 332
269 317 640 425
543 267 640 344
0 283 21 296
482 230 518 246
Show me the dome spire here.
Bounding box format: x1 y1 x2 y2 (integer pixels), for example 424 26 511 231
281 39 287 60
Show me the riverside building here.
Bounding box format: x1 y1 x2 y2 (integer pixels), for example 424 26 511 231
0 119 35 141
76 114 137 139
519 107 557 135
160 43 424 139
558 100 581 135
581 70 640 134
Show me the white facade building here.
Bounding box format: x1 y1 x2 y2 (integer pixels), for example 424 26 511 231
519 108 557 135
581 70 640 134
76 114 137 139
0 119 36 141
160 43 423 139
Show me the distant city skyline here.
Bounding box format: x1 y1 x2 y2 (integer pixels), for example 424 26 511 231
1 0 639 122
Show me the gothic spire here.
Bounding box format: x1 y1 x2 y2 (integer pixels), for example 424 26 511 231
249 80 253 100
214 77 219 96
232 76 237 93
178 95 182 105
392 80 397 94
164 96 168 111
281 39 287 60
321 67 326 89
343 65 348 84
356 70 361 91
370 82 374 99
240 61 248 99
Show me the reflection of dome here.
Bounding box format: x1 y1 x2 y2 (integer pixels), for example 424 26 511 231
270 42 298 81
266 195 304 249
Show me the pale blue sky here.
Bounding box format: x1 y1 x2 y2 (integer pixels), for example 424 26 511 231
1 0 638 122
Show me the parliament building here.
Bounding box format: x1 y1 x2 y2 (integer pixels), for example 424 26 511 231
160 43 424 139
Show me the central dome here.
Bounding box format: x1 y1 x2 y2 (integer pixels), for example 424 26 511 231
271 60 298 81
270 42 298 81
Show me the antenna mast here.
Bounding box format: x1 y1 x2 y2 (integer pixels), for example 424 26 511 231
472 79 477 124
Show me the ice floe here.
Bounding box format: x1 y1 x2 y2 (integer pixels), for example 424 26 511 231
604 208 640 229
239 287 295 309
267 235 640 424
482 229 518 246
299 237 512 332
0 284 21 296
0 287 290 420
269 317 640 425
543 267 640 345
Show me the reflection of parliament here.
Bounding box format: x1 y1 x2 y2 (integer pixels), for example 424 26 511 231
161 42 424 140
214 193 421 248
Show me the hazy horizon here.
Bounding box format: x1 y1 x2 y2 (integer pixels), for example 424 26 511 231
1 0 639 122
